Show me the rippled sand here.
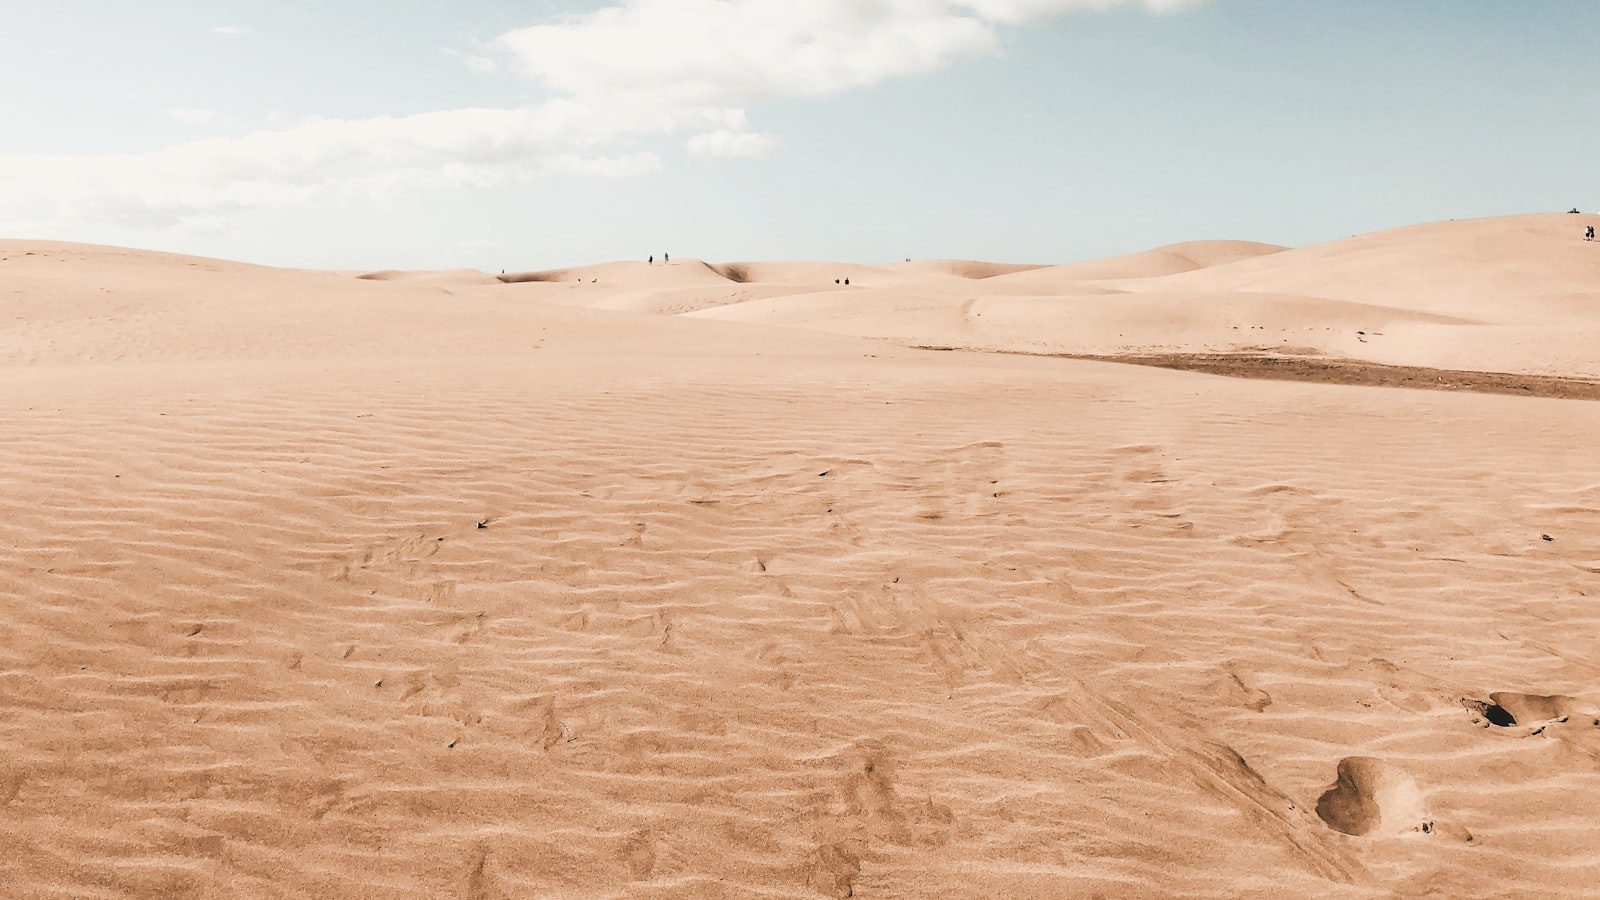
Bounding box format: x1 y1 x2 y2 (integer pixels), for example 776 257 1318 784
3 223 1598 897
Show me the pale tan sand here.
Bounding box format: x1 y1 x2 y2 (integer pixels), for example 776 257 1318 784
681 214 1600 379
1 226 1599 898
978 239 1287 286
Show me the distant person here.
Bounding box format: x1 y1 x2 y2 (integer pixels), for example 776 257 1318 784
844 278 850 286
1588 225 1597 241
664 253 670 264
648 255 654 265
835 279 840 285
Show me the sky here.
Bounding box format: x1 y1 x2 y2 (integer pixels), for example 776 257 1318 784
2 1 1597 270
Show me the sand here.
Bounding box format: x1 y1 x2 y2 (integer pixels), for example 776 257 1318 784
2 216 1598 898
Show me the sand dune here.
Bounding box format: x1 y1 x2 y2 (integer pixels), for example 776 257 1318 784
501 259 736 287
682 216 1600 378
980 239 1287 289
884 260 1048 280
1147 214 1600 320
3 225 1599 897
357 269 504 288
497 259 935 316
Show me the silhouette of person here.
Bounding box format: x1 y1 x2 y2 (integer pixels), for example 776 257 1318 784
835 279 840 285
844 278 850 286
665 253 670 264
648 255 654 265
1588 225 1597 241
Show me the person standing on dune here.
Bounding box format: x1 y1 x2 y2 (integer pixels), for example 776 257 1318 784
1587 225 1596 241
648 255 654 265
665 252 670 264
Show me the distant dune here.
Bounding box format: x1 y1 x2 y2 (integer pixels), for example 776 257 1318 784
1152 214 1600 320
983 239 1287 288
886 259 1049 280
357 268 503 287
2 216 1598 898
685 215 1600 378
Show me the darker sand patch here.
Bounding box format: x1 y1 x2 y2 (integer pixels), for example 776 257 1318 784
498 269 571 284
1315 757 1425 837
708 263 752 284
912 348 1600 401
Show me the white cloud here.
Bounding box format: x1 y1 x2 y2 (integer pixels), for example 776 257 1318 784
686 129 781 161
212 25 250 36
6 0 1203 230
496 0 1203 107
1 104 685 228
499 1 997 108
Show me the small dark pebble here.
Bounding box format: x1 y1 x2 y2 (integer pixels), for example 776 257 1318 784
1542 534 1554 542
477 520 488 529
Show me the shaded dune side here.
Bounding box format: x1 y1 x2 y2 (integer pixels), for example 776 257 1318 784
499 268 578 284
499 260 741 287
708 263 752 284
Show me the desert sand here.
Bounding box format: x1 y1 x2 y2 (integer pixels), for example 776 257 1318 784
2 213 1599 898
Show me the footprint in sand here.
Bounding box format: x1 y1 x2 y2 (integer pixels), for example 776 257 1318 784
804 841 862 898
1210 664 1273 712
621 829 657 880
1316 757 1464 840
1462 692 1600 735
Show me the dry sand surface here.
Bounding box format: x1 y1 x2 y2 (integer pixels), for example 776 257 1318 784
2 216 1599 898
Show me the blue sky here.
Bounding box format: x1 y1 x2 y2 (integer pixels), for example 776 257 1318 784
3 1 1596 270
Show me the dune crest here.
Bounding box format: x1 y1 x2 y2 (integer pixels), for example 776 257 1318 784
681 214 1600 379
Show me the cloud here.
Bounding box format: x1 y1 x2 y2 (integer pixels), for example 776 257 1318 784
1 104 684 228
685 129 781 161
6 0 1203 230
499 2 996 108
212 25 250 36
496 0 1203 107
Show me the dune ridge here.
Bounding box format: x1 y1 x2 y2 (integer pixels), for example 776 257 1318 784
482 214 1600 380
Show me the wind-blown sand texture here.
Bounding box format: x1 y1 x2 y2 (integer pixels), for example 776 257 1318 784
2 215 1599 898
